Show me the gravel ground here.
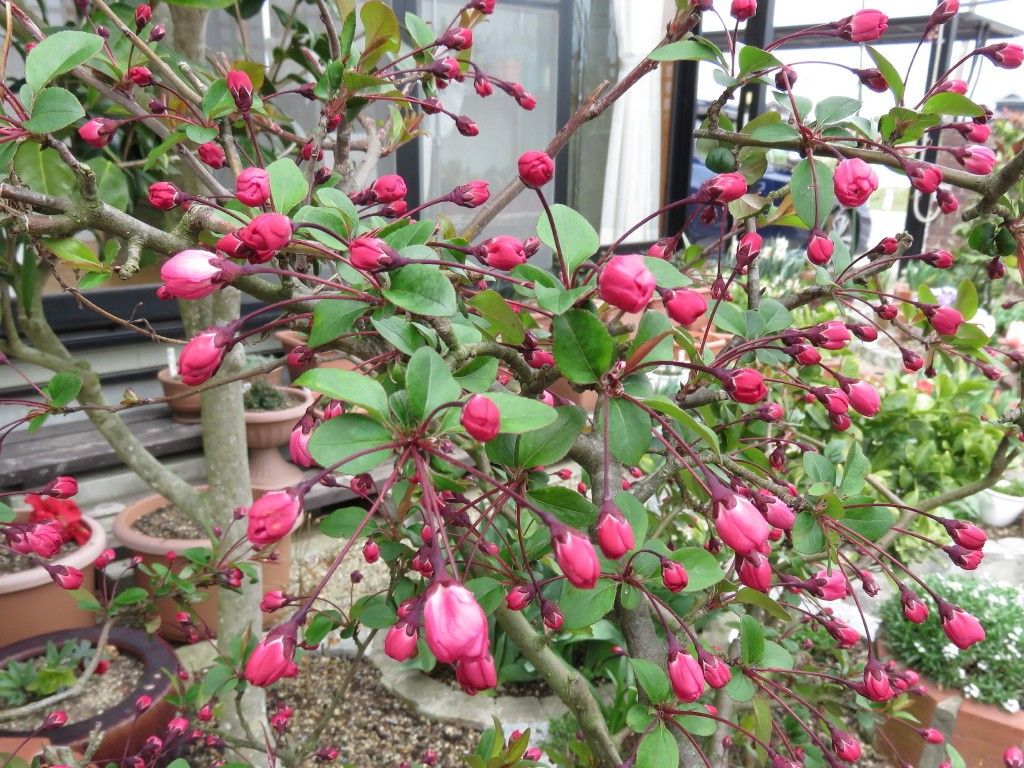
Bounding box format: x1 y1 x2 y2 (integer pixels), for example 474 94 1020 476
271 654 480 768
131 504 205 539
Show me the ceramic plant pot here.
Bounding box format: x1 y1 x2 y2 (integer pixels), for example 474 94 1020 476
0 626 177 762
976 487 1024 527
113 490 296 641
158 366 284 424
0 516 106 647
244 386 315 492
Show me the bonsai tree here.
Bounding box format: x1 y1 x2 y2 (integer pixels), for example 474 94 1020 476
2 0 1024 766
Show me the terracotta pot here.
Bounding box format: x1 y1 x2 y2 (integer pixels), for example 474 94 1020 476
0 517 106 647
275 329 358 381
113 491 296 641
245 386 315 492
875 664 1024 767
158 366 284 424
0 626 176 762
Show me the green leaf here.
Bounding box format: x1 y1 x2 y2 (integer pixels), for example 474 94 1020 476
738 45 780 76
921 92 985 118
761 640 794 669
293 206 348 247
25 31 104 91
535 284 590 316
41 238 103 272
867 45 904 103
536 204 599 274
360 0 401 66
945 744 967 768
790 158 835 229
454 356 499 393
670 547 725 593
803 451 836 486
479 392 556 433
315 188 360 231
740 615 764 665
319 507 373 538
202 79 234 118
526 486 597 529
734 588 791 622
814 96 861 127
468 290 526 344
649 38 721 65
636 725 678 768
560 581 617 630
750 122 800 143
86 157 130 210
630 658 670 704
14 144 74 198
466 577 505 614
46 372 82 408
493 405 586 468
955 278 979 321
293 368 389 419
843 506 895 541
756 298 793 334
616 491 649 547
644 257 691 289
304 611 341 645
354 594 396 628
643 396 719 452
308 414 394 473
552 309 614 384
406 347 461 421
606 398 651 465
111 586 149 608
712 301 748 337
266 158 308 214
307 298 365 349
725 672 755 702
23 87 83 133
404 11 435 48
838 442 870 495
383 264 458 317
629 310 674 365
792 512 825 555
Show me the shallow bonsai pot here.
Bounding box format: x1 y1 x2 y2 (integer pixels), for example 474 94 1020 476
0 626 176 762
159 366 284 424
276 329 358 381
976 487 1024 527
0 517 106 647
113 490 296 641
245 386 315 491
875 658 1024 766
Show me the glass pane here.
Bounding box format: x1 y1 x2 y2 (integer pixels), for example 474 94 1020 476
417 0 560 239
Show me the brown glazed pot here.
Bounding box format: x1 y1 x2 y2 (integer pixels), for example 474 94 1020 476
244 386 315 492
875 667 1024 767
0 517 106 647
159 366 284 424
113 491 295 641
0 627 176 762
275 329 358 381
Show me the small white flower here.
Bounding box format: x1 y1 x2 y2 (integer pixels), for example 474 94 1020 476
964 683 980 699
1004 700 1021 714
942 644 959 660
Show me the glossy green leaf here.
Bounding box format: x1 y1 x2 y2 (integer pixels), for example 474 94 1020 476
479 392 556 433
293 368 389 419
740 615 764 665
14 144 74 198
560 581 617 630
791 158 835 229
922 92 985 118
669 547 725 593
649 37 721 65
406 347 461 421
866 45 904 103
383 264 458 317
636 724 678 768
552 309 613 384
25 31 104 91
630 658 670 704
41 238 104 272
308 414 393 473
307 298 365 348
536 204 600 274
266 158 308 213
526 486 597 529
86 157 130 210
23 87 83 133
606 398 652 465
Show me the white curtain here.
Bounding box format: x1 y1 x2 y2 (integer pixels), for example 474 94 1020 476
599 0 667 244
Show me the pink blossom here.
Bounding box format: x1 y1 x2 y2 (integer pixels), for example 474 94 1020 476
461 395 501 442
661 560 688 592
246 490 302 546
839 9 888 42
812 568 849 601
479 236 526 270
384 622 419 661
598 254 656 313
455 653 497 694
699 653 732 689
698 172 747 204
595 500 634 559
288 426 315 468
244 621 300 686
940 603 985 649
725 368 767 404
737 552 772 592
553 529 600 589
236 168 271 207
730 0 756 21
928 306 964 336
961 145 996 174
664 289 707 327
159 250 235 301
807 231 834 265
862 660 893 701
668 650 705 702
831 729 861 762
517 151 555 188
423 581 489 663
833 158 878 207
908 162 943 193
239 212 293 252
847 380 881 417
715 495 771 556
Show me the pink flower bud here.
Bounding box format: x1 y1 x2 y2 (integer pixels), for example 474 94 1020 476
479 236 527 270
288 426 315 468
838 9 888 42
816 320 852 350
384 622 419 661
227 69 253 111
178 330 228 385
348 237 396 271
450 180 490 207
166 716 190 737
668 649 704 702
699 653 732 689
833 158 878 208
159 250 235 301
854 67 888 92
927 306 964 336
316 746 339 762
197 141 226 169
148 23 164 41
807 231 834 265
506 585 533 611
438 27 473 50
793 344 821 366
946 520 986 550
148 181 181 211
759 492 794 529
736 231 763 268
715 495 771 556
595 500 634 559
43 475 78 499
461 394 501 442
78 117 119 148
527 349 555 369
983 42 1024 69
1005 746 1024 768
455 653 497 694
517 151 555 188
812 568 849 600
847 380 880 416
6 522 63 558
902 349 924 372
730 0 756 21
919 728 944 745
661 559 688 592
246 490 301 546
946 544 984 570
552 528 600 589
128 66 152 86
94 548 115 569
940 603 985 649
863 660 893 701
737 552 772 592
960 145 996 174
370 174 407 204
936 187 959 214
42 710 68 729
244 621 300 686
831 730 861 762
43 564 83 590
134 3 151 26
239 212 293 252
260 590 289 612
698 172 747 204
725 368 767 404
541 600 563 630
901 588 929 623
664 289 707 327
423 581 489 663
135 694 153 713
598 254 655 313
236 167 271 207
